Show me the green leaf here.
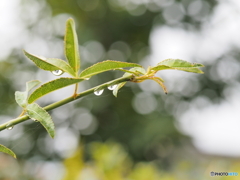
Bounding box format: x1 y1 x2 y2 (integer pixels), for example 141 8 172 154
64 18 80 75
28 78 84 104
112 67 144 97
79 60 142 78
23 50 58 71
113 82 126 97
27 103 55 138
23 51 76 77
0 144 16 159
152 59 204 74
15 91 27 108
15 80 41 108
26 80 41 92
46 58 76 77
115 67 146 76
157 59 204 67
125 67 146 75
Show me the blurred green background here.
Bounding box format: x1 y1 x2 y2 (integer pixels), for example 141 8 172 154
1 0 240 179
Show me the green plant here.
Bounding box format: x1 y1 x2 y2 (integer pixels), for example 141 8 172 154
0 18 204 158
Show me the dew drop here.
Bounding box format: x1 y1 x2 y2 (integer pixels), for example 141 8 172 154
52 70 64 76
94 89 104 96
7 126 13 130
108 84 117 90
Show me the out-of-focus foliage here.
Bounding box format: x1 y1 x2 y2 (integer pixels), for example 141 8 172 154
62 141 240 180
0 144 16 159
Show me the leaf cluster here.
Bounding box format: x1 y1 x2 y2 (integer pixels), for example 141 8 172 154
0 18 204 158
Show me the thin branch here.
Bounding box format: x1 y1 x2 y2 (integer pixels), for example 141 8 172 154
73 83 79 98
0 75 132 132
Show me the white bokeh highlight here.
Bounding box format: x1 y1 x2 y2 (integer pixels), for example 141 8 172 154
150 0 240 157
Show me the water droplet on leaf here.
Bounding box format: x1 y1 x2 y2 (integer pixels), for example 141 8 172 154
52 70 64 76
94 89 104 96
108 85 117 90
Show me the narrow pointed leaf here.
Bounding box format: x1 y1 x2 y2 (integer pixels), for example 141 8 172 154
15 91 28 108
26 80 41 92
46 58 76 77
115 68 138 74
126 67 146 75
151 77 168 94
157 59 204 67
64 18 80 75
23 50 58 71
174 67 204 73
15 80 41 108
28 78 84 104
23 51 76 77
113 82 126 97
79 60 142 78
150 65 171 71
0 144 16 159
152 59 204 74
27 103 55 138
113 67 142 97
152 65 204 74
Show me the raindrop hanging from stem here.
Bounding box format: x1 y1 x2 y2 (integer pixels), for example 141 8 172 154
7 126 13 130
108 84 117 90
94 89 104 96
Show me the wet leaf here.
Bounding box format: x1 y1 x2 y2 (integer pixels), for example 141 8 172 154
28 78 84 103
23 50 58 71
23 51 76 77
27 103 55 138
113 82 126 97
47 58 76 77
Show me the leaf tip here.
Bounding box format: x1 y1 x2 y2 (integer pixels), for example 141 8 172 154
197 69 204 74
23 49 28 56
66 18 76 30
0 144 17 159
50 133 55 139
13 154 17 159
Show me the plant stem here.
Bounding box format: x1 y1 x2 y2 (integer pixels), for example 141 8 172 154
72 83 79 98
18 110 26 117
0 75 132 132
